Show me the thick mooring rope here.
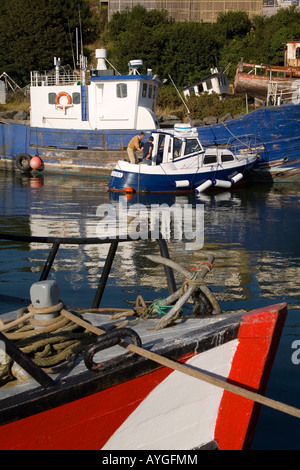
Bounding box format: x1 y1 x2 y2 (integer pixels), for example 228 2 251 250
0 296 150 380
0 303 97 374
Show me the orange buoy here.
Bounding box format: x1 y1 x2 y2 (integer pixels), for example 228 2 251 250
30 156 43 170
124 187 134 193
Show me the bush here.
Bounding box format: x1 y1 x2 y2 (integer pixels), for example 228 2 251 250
157 86 183 110
186 93 247 120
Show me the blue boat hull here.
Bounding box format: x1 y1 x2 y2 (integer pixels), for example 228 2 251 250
0 103 299 181
0 123 143 175
108 162 252 193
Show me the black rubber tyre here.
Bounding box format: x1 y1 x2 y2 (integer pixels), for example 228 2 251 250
15 154 32 172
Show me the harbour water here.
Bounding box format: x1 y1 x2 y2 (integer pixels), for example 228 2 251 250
0 171 299 450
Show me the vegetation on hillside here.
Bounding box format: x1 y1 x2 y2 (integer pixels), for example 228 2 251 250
0 2 299 118
105 5 300 81
0 0 100 85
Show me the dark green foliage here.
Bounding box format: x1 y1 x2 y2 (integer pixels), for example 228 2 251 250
218 6 300 81
106 5 171 75
156 85 183 110
105 6 222 84
216 10 252 40
106 5 300 86
187 93 247 120
0 0 98 85
1 1 300 100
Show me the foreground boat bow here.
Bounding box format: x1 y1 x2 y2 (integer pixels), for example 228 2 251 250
0 234 292 450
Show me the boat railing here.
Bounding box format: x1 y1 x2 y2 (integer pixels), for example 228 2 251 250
30 68 86 87
237 61 297 79
226 134 267 160
266 80 300 106
0 233 177 309
0 232 178 389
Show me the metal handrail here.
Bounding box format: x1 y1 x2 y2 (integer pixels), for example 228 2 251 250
0 232 177 388
0 232 177 308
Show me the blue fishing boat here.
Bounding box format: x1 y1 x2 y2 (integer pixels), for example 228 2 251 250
0 46 299 183
0 50 160 176
108 124 257 193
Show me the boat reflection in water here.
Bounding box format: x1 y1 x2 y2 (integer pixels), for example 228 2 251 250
1 174 299 316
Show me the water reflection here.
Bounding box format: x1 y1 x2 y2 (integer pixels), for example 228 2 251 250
1 173 300 314
1 173 300 449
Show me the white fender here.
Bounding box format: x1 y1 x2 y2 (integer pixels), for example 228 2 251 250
230 173 243 185
195 180 213 193
175 180 190 188
213 179 232 188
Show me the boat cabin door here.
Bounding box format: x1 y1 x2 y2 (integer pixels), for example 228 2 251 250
94 81 135 129
152 133 174 164
96 84 104 120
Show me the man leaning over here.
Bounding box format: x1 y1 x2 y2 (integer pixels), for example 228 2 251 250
127 132 145 164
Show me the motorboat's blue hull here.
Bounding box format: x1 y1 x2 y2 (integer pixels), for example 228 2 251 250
108 161 253 193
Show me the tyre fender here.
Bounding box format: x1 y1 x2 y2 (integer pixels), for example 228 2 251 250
15 154 32 172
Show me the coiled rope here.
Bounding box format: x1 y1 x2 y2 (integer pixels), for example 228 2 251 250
0 294 154 382
0 303 97 378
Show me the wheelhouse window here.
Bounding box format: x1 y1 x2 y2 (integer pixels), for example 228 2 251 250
206 79 212 90
184 139 200 155
155 134 165 164
203 154 217 165
221 153 234 163
148 85 152 99
116 83 127 98
173 138 182 158
142 83 147 98
296 48 300 60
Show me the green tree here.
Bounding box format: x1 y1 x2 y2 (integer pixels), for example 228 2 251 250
106 5 171 74
219 6 300 69
0 0 97 86
216 10 252 40
106 6 222 86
